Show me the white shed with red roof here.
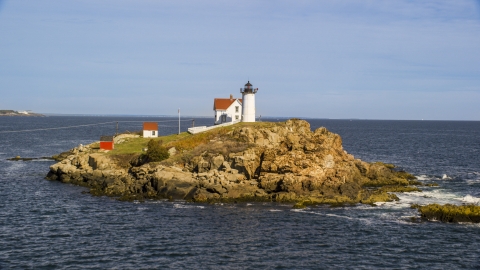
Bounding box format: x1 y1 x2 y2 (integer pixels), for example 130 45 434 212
143 122 158 138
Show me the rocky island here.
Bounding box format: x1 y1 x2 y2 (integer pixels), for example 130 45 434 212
46 119 424 206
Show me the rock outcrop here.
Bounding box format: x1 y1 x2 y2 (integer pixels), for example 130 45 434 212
413 204 480 223
46 119 418 205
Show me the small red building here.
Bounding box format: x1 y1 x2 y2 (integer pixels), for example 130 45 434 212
100 135 114 150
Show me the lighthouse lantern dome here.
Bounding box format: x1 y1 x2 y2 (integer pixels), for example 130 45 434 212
245 81 252 90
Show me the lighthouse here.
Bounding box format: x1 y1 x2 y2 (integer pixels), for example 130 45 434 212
240 81 258 122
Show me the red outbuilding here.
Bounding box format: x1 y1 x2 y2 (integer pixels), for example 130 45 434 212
100 135 114 150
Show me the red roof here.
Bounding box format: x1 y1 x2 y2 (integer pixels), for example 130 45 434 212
213 98 242 110
143 122 158 130
100 136 114 142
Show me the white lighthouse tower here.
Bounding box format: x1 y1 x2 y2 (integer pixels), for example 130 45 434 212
240 81 258 122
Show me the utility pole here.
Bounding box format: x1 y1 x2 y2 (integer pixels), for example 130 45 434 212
178 108 180 135
192 119 195 127
116 122 118 136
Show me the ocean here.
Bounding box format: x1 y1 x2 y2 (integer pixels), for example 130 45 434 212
1 116 479 269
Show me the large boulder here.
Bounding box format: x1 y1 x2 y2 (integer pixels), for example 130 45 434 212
88 153 115 170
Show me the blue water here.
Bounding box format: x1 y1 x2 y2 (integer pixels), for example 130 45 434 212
1 116 480 269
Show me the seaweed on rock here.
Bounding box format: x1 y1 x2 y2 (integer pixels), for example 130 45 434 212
413 203 480 223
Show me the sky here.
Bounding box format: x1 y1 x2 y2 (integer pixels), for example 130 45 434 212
0 0 479 120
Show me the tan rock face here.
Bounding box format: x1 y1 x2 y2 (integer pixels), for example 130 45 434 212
213 119 363 197
88 153 115 170
46 120 415 204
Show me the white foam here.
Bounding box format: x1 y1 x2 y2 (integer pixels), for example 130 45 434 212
269 209 283 212
466 179 480 185
461 195 480 204
173 203 205 209
350 204 377 210
416 175 430 181
327 212 376 225
289 207 384 226
144 199 172 204
417 174 453 181
325 213 354 220
392 189 461 206
388 188 480 207
374 201 411 209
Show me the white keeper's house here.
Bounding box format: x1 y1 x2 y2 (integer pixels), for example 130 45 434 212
213 94 242 125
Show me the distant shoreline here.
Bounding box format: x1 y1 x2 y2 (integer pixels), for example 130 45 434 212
0 110 45 117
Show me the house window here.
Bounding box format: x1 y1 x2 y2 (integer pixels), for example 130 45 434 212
235 115 239 120
222 115 226 122
152 131 156 136
235 106 239 113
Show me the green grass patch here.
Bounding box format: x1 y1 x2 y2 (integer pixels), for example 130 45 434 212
102 120 289 167
107 132 190 156
108 137 150 155
107 121 284 156
164 121 279 152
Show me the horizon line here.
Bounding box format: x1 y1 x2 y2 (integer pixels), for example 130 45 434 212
36 113 479 121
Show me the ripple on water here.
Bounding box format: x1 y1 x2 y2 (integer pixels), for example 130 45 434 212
2 117 480 269
1 161 27 178
173 203 205 209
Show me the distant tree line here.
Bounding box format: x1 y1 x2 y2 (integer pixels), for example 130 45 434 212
0 110 16 114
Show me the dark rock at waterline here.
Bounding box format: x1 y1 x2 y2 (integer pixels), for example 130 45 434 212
7 156 54 161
